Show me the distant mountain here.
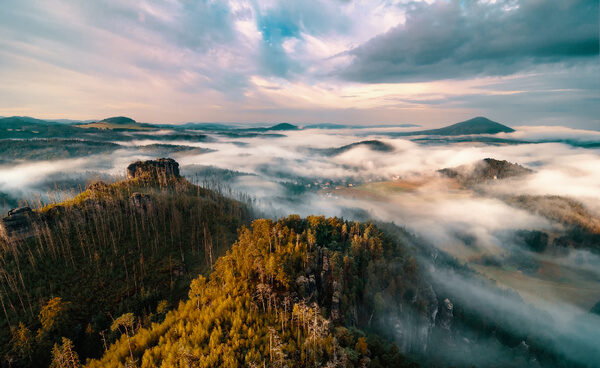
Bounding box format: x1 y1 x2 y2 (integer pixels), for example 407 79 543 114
239 122 299 133
390 117 515 137
317 139 394 156
0 116 99 126
75 116 157 131
178 122 236 130
506 195 600 237
304 123 352 129
0 116 52 127
47 118 97 125
428 117 515 135
268 122 299 131
0 117 88 139
99 116 137 125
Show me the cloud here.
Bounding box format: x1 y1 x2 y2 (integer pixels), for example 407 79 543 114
0 0 597 128
251 0 355 78
500 126 600 143
432 266 600 366
340 0 599 83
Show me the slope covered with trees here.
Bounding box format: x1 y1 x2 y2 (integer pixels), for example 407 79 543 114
0 160 251 367
86 216 425 368
2 158 597 368
86 216 598 368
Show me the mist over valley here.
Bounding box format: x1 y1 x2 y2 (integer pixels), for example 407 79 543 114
1 0 598 366
1 115 599 367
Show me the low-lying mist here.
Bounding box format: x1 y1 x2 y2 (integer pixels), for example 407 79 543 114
1 125 599 366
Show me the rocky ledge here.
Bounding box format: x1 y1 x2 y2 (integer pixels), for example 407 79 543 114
0 207 39 239
126 158 180 181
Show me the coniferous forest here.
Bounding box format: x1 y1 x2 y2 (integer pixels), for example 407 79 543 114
1 159 597 368
2 0 599 366
1 162 250 367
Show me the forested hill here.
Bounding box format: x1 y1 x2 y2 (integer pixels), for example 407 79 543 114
84 217 593 368
0 158 251 367
2 159 596 367
86 216 426 368
438 158 534 186
389 117 515 137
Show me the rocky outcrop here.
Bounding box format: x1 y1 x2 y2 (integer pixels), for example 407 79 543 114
436 298 454 348
478 158 533 180
330 290 341 321
87 181 111 192
389 285 442 354
296 276 309 296
415 285 439 353
0 207 39 239
439 158 533 186
438 298 453 331
126 158 180 181
47 205 64 218
295 274 318 303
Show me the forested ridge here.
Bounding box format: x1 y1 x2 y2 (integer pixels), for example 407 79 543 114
85 216 424 368
1 159 597 368
0 167 250 367
84 216 593 368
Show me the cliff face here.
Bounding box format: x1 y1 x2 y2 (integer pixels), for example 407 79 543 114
126 158 180 181
0 207 39 239
388 285 453 354
0 158 252 367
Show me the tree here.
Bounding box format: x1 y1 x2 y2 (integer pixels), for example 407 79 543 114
50 337 80 368
39 297 70 337
111 312 135 362
189 275 207 310
355 337 368 356
156 300 169 315
10 322 35 364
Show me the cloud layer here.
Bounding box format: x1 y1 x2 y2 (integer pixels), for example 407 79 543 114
341 0 599 82
0 0 598 129
1 128 599 365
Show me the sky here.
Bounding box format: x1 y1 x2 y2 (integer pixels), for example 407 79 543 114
0 0 598 129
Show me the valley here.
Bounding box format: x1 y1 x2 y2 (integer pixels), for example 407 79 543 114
2 1 598 366
323 163 600 311
0 116 599 367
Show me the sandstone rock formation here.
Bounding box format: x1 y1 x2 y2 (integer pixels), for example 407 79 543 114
87 181 111 192
126 158 180 181
416 284 439 353
439 298 453 331
0 207 38 239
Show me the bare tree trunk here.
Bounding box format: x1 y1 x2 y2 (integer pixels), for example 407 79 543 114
0 291 11 328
